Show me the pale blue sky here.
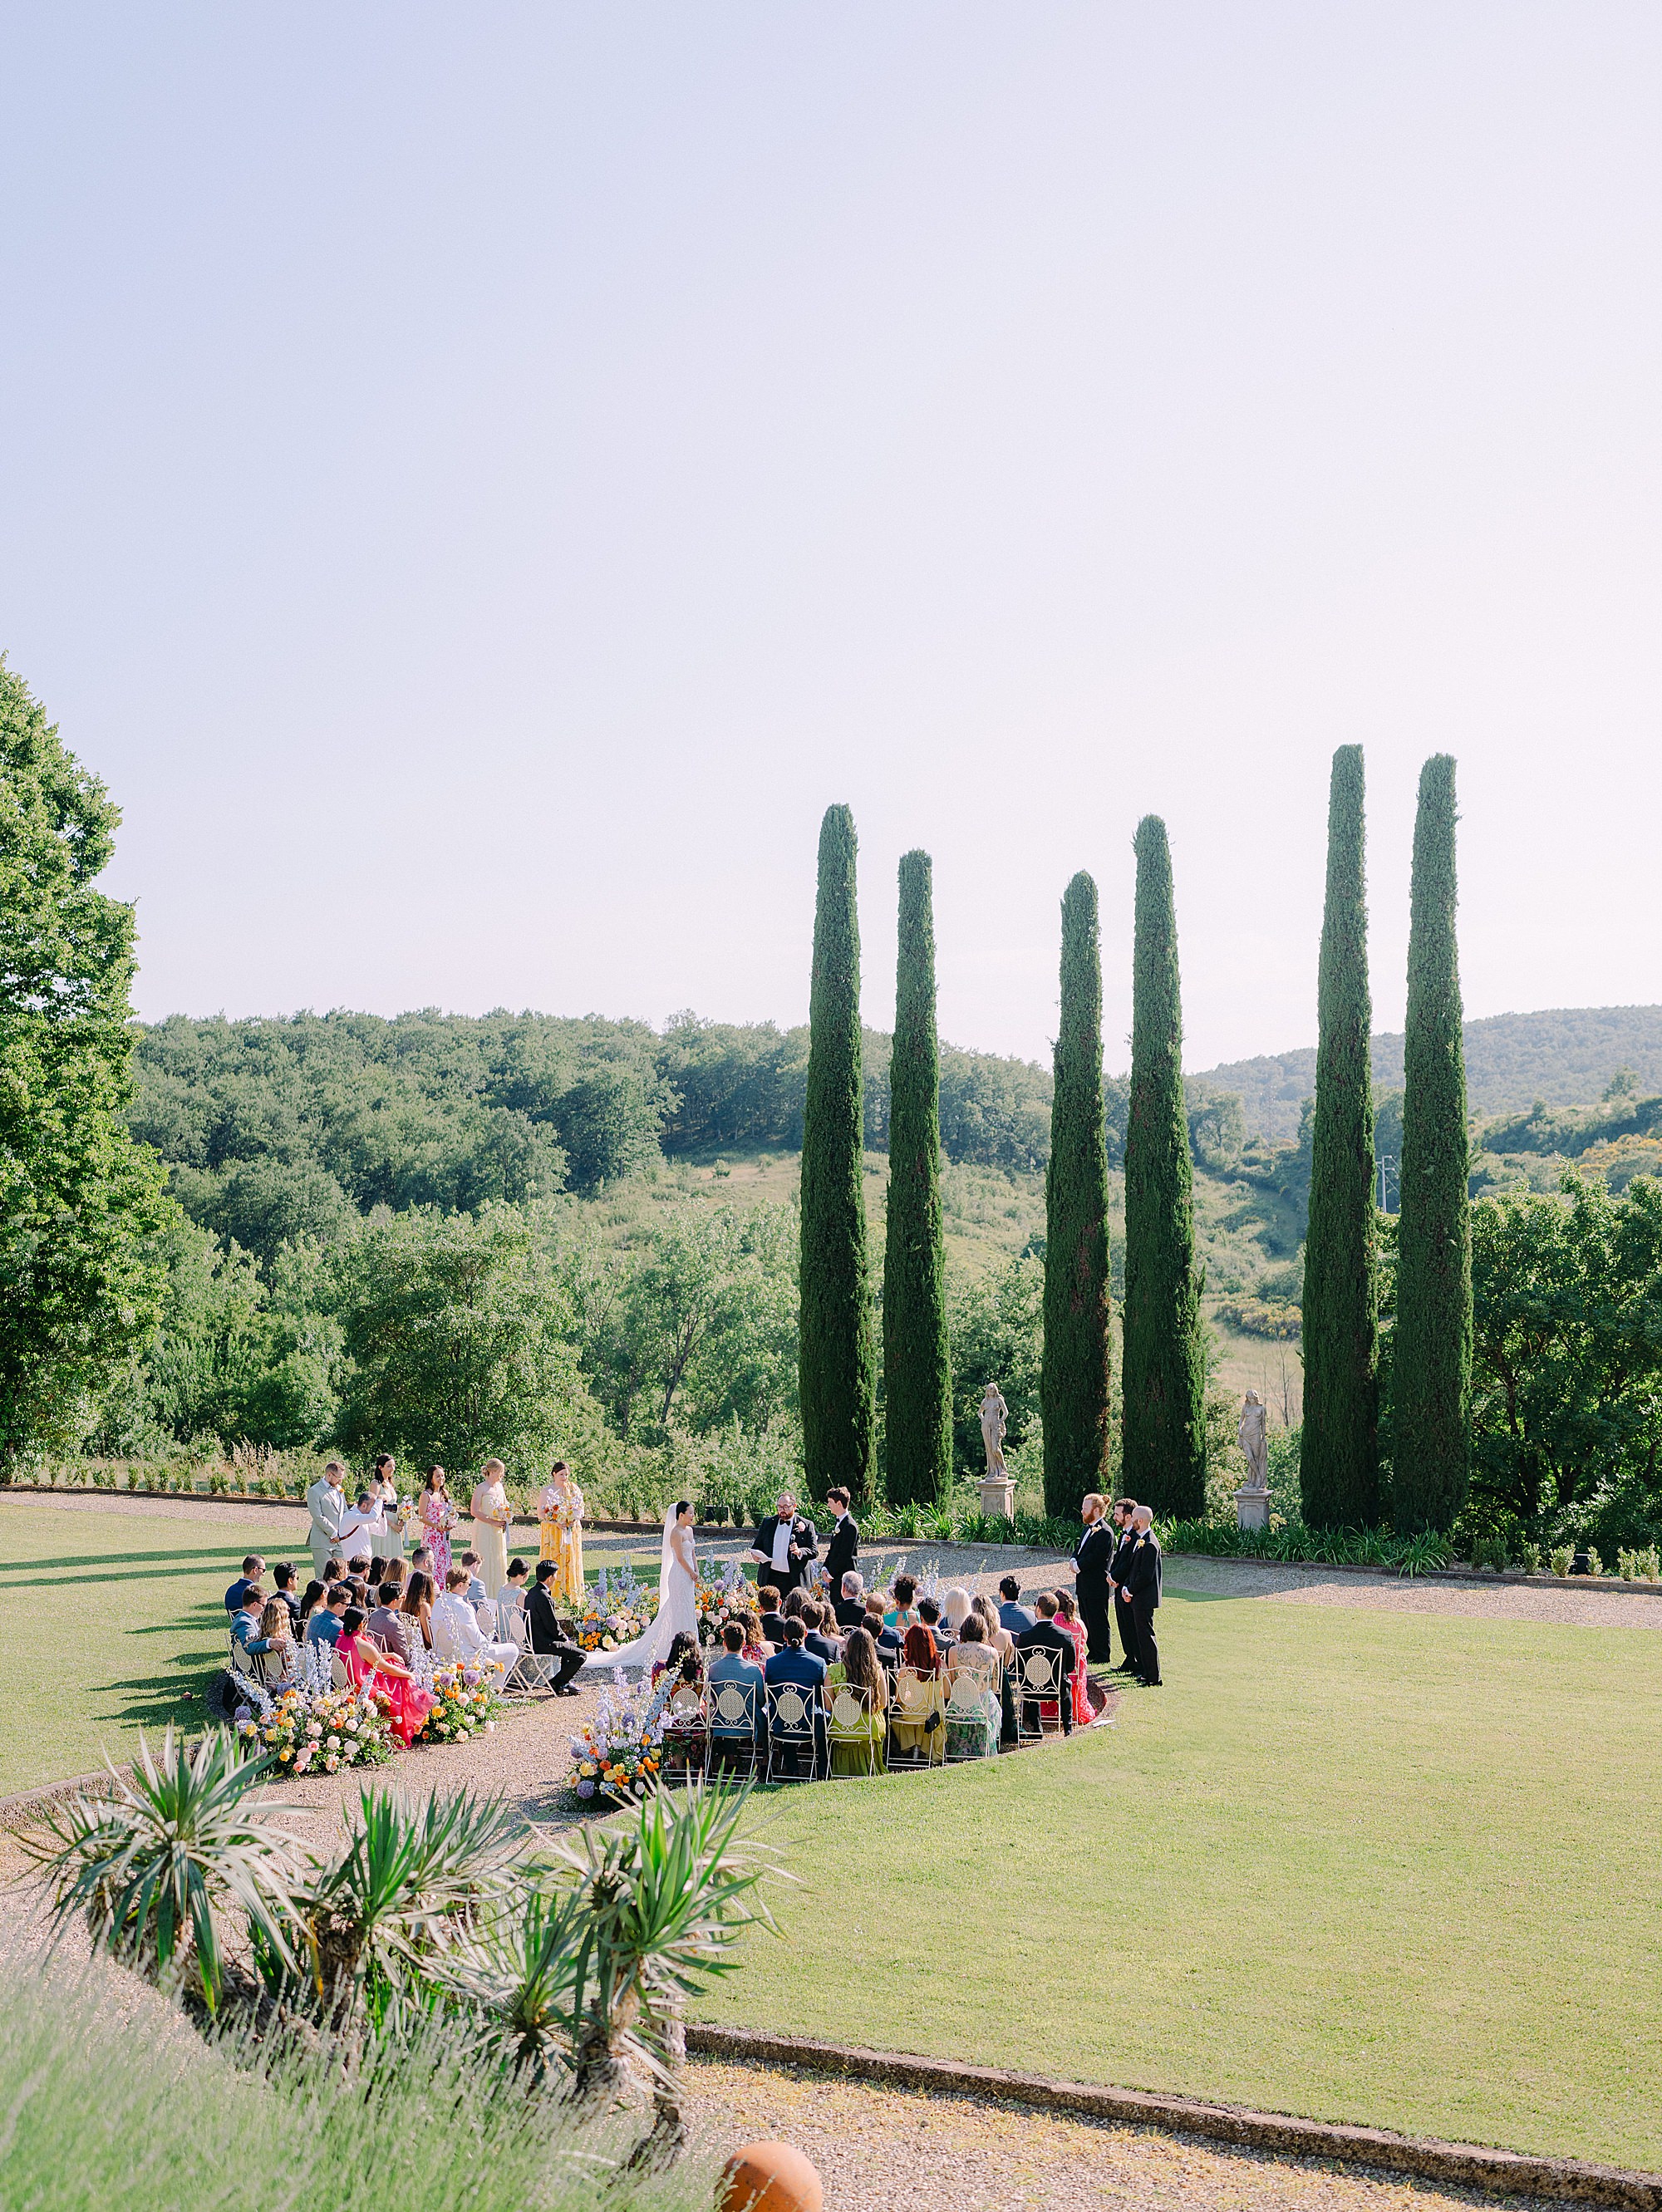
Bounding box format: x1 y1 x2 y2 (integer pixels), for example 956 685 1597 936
4 4 1660 1069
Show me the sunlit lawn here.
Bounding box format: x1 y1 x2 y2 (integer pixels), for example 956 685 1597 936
704 1585 1662 2170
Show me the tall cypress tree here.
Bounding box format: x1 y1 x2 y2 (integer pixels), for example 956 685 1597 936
883 850 952 1505
1393 755 1471 1533
1040 872 1112 1518
1121 816 1207 1517
1301 746 1379 1528
799 804 878 1507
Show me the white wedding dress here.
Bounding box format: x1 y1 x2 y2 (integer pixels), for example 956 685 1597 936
581 1507 699 1674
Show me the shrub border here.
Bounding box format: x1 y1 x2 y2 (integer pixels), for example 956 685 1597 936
685 2024 1662 2208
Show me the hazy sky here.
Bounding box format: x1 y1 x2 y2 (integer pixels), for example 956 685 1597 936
4 4 1660 1071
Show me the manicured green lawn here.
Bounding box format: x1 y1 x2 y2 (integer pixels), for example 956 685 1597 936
703 1585 1662 2170
0 1502 310 1792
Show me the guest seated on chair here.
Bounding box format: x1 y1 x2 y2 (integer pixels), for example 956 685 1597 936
259 1596 297 1673
321 1556 345 1590
306 1585 350 1646
756 1585 788 1644
297 1578 327 1626
270 1563 301 1628
763 1618 828 1776
824 1625 888 1775
1014 1591 1076 1734
652 1630 701 1688
997 1574 1036 1635
738 1607 772 1664
888 1624 947 1763
884 1573 920 1631
224 1556 264 1614
337 1606 435 1746
917 1595 952 1650
708 1620 766 1762
499 1557 529 1609
803 1600 843 1667
942 1586 973 1640
1054 1588 1092 1728
400 1570 435 1653
366 1580 411 1662
459 1549 488 1606
435 1567 519 1686
365 1556 387 1596
834 1571 868 1630
526 1560 586 1695
230 1589 273 1660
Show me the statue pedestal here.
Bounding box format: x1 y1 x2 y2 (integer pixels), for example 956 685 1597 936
978 1476 1016 1523
1235 1484 1271 1532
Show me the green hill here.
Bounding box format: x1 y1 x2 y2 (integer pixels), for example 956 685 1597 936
1193 1006 1662 1144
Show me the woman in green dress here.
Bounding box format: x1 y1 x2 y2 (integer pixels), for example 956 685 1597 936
824 1626 888 1777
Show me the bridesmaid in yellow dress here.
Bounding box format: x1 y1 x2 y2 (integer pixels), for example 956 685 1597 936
537 1460 584 1607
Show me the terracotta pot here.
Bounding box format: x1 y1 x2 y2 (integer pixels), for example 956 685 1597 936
720 2140 824 2212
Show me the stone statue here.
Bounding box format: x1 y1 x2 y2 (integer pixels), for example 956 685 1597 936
979 1383 1009 1479
1237 1391 1269 1490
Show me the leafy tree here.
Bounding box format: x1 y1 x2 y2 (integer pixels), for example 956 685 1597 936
883 851 951 1504
1121 817 1207 1516
1301 745 1379 1527
798 806 877 1505
0 660 170 1464
1040 872 1111 1516
609 1206 797 1438
328 1206 583 1474
1393 755 1471 1532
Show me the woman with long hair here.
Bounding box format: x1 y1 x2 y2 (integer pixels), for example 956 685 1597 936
537 1460 586 1606
942 1586 974 1637
944 1613 1001 1758
259 1596 296 1673
824 1625 888 1777
1055 1588 1092 1728
297 1578 327 1625
888 1621 946 1764
400 1569 435 1652
971 1590 1020 1743
418 1467 457 1583
337 1605 435 1747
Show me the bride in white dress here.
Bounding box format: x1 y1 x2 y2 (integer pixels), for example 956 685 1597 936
581 1499 699 1674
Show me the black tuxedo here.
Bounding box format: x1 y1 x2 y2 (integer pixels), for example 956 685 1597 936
833 1596 867 1629
1124 1531 1163 1684
758 1609 789 1644
823 1513 860 1592
1109 1523 1140 1671
1013 1619 1076 1734
749 1514 819 1595
526 1584 585 1693
1072 1520 1114 1664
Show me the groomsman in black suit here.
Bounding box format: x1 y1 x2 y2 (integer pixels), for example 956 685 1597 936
1071 1493 1114 1664
1108 1497 1141 1675
822 1486 859 1593
747 1492 819 1595
1124 1505 1163 1686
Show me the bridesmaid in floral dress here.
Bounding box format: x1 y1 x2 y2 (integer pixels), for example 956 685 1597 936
418 1467 456 1584
537 1461 585 1607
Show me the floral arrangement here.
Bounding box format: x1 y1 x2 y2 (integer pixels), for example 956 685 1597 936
695 1556 750 1646
574 1564 656 1653
566 1670 666 1803
415 1662 501 1746
234 1674 394 1774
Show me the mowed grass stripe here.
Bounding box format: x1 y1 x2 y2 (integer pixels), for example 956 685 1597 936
701 1591 1662 2170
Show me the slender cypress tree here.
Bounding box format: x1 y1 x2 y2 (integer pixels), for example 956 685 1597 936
883 850 952 1504
1040 872 1112 1518
799 804 878 1507
1121 817 1207 1516
1301 746 1379 1528
1393 756 1472 1533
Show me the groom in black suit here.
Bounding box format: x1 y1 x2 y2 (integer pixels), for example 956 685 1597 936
822 1485 859 1592
747 1492 819 1595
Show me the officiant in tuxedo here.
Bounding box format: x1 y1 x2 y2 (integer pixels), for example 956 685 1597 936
747 1492 819 1595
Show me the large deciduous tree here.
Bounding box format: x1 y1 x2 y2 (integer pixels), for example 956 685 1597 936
1393 755 1472 1532
1301 745 1379 1527
883 850 951 1503
1040 872 1112 1516
1121 817 1207 1516
0 660 170 1466
799 805 877 1505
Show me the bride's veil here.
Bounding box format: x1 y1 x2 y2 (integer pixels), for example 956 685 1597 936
655 1502 679 1623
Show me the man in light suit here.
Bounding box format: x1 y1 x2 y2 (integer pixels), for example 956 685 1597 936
306 1461 350 1580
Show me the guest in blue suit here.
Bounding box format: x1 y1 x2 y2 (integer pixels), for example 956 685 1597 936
763 1618 827 1776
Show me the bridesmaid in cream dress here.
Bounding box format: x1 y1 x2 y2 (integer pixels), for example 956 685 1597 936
470 1459 514 1603
537 1460 585 1607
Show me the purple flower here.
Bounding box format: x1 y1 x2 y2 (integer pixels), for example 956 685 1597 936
576 1778 596 1800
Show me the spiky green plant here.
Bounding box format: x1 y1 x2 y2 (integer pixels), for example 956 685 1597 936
1393 755 1472 1533
883 848 952 1504
1301 745 1380 1527
1122 817 1207 1516
799 804 878 1504
1040 871 1112 1516
22 1727 301 2013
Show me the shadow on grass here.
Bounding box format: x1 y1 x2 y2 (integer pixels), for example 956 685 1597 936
0 1545 264 1574
106 1669 227 1736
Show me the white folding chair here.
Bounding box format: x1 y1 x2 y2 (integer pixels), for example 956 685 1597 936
887 1666 946 1767
707 1677 760 1778
827 1684 878 1777
1014 1645 1064 1743
944 1663 999 1760
765 1683 822 1784
430 1604 463 1664
659 1684 708 1782
330 1652 351 1692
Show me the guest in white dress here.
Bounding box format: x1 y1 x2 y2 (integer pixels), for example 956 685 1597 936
470 1460 514 1600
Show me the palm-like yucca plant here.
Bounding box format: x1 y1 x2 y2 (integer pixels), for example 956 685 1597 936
548 1782 784 2160
22 1727 302 2013
294 1784 526 2022
429 1882 591 2087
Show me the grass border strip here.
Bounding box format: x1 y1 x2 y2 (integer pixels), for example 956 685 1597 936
0 1770 117 1835
685 2025 1662 2209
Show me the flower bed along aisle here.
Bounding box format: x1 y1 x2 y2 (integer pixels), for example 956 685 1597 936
415 1664 503 1746
566 1673 670 1805
574 1564 656 1654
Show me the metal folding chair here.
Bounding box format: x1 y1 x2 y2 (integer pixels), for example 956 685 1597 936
1014 1644 1065 1743
826 1683 879 1777
765 1682 822 1783
706 1676 761 1778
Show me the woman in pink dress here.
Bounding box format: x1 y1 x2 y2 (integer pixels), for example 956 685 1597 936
1055 1589 1092 1728
337 1606 435 1747
418 1467 456 1583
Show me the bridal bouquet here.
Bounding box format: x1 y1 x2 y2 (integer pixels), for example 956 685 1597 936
575 1564 656 1653
234 1678 394 1773
695 1556 750 1646
416 1663 500 1745
567 1673 665 1803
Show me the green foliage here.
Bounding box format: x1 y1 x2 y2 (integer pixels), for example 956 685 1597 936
1155 1515 1453 1577
1040 872 1112 1516
798 806 877 1506
0 659 171 1465
1394 756 1473 1533
1122 818 1207 1516
1301 746 1379 1527
883 851 952 1505
327 1206 585 1474
949 1252 1042 1477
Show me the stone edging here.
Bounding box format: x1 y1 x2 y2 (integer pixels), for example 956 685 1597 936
0 1769 117 1836
685 2025 1660 2209
1168 1551 1662 1600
